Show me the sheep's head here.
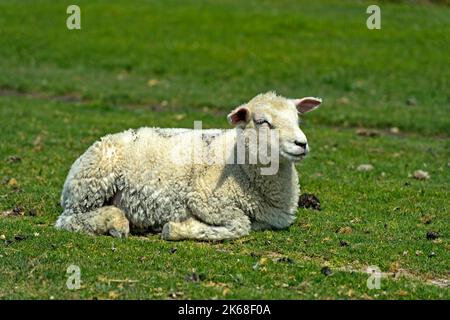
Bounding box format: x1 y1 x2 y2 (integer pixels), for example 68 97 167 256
227 92 321 163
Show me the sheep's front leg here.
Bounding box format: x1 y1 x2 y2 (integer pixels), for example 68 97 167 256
55 206 130 238
251 208 297 231
161 217 250 241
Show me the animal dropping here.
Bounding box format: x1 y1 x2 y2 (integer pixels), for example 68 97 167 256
357 164 374 172
298 193 321 210
412 170 430 180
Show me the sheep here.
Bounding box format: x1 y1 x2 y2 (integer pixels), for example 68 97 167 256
55 92 321 241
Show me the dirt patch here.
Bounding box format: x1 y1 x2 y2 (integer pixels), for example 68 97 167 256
427 279 449 288
337 265 450 289
5 155 22 164
1 207 25 217
356 128 381 137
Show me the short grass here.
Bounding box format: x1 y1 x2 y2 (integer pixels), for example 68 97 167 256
0 0 449 299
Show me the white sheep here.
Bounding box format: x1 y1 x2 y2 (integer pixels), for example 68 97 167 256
55 92 321 240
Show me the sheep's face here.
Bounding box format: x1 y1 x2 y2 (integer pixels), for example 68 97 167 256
227 92 321 163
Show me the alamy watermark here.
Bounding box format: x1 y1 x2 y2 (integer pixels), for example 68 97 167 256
66 5 81 30
66 264 81 290
169 121 281 175
66 5 381 31
366 5 381 30
366 265 382 289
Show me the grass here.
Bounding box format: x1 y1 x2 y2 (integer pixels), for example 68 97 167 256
0 0 449 299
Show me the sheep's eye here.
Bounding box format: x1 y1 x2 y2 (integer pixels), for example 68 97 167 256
254 119 273 128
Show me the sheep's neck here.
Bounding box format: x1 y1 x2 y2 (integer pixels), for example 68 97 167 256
240 160 298 208
227 129 299 209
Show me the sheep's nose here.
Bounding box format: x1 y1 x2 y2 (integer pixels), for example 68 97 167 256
294 141 307 149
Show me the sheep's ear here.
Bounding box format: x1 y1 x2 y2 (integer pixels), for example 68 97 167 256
227 107 251 127
292 97 322 114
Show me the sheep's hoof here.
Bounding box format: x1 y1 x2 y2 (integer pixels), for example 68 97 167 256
108 228 128 238
161 222 177 241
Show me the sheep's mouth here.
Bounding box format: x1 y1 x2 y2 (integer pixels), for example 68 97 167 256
281 150 306 162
